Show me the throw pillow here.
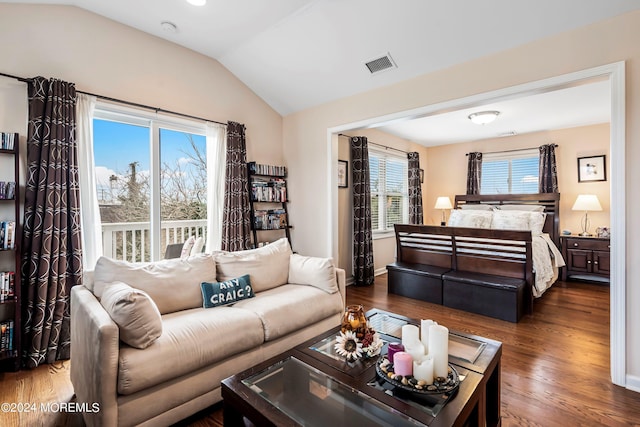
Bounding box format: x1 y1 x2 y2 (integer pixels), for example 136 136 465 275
288 254 339 294
215 237 292 293
100 282 163 349
495 204 545 212
201 275 254 308
191 236 205 256
447 210 493 228
460 204 494 210
180 236 196 259
491 210 532 231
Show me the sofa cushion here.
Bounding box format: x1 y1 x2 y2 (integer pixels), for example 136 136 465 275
100 282 162 349
117 307 264 395
288 254 339 294
93 255 216 314
201 275 254 308
234 284 343 342
215 237 292 293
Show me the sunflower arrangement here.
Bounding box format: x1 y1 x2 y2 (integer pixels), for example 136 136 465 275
334 326 383 362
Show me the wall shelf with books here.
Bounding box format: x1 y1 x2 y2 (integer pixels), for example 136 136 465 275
247 162 292 249
0 132 21 370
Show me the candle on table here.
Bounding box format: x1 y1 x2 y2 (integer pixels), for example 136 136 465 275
420 319 436 353
405 341 425 361
387 342 404 363
428 324 449 379
401 324 420 348
413 355 434 383
393 352 413 376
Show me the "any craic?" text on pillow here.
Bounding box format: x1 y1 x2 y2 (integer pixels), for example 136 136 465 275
200 275 254 308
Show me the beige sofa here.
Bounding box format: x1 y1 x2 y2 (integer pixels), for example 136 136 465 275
70 238 346 426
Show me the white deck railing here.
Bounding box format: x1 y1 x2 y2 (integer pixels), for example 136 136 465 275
102 219 207 262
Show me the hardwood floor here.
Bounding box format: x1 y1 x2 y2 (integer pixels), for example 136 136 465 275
2 276 639 426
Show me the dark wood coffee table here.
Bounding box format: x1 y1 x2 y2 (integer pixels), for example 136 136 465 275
221 308 502 427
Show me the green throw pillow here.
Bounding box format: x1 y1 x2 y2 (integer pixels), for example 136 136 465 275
201 275 254 308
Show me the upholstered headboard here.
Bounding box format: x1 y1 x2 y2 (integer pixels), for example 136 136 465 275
454 193 561 247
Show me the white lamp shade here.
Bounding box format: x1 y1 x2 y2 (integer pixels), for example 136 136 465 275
572 194 602 211
468 111 500 125
434 196 453 210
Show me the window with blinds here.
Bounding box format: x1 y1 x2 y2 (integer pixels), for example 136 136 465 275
480 149 539 194
369 148 408 232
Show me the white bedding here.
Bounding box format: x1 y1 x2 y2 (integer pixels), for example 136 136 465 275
531 233 565 297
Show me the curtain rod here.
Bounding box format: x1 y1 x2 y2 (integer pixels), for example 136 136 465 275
0 71 227 126
338 133 410 155
466 144 558 156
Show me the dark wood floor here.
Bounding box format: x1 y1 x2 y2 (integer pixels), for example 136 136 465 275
2 275 640 426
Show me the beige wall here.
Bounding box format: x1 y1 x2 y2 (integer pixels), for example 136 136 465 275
283 12 640 382
424 123 611 233
337 130 427 280
0 4 283 166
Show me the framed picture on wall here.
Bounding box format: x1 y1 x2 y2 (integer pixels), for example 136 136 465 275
338 160 348 188
577 155 606 182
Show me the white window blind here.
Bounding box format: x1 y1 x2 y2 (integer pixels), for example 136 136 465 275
480 149 539 194
369 148 408 232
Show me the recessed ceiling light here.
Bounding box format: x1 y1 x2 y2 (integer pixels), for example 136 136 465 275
186 0 206 5
468 110 500 125
161 21 178 33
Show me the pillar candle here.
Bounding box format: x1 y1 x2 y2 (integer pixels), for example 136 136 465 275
393 352 413 377
405 341 425 362
420 319 436 353
387 342 404 363
428 324 449 379
401 324 420 348
413 355 434 383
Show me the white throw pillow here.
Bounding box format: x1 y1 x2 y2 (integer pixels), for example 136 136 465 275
93 255 216 314
190 236 205 256
447 210 493 228
490 210 531 231
100 282 163 349
460 204 494 211
215 237 292 293
288 254 338 294
495 204 545 212
180 236 196 259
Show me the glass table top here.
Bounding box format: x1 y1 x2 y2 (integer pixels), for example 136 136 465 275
242 356 424 426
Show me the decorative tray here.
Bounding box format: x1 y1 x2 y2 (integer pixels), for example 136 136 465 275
375 355 460 395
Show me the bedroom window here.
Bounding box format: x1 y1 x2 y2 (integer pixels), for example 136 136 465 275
93 106 208 262
480 149 539 194
369 148 409 233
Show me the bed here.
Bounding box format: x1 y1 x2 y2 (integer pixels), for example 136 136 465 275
387 193 564 322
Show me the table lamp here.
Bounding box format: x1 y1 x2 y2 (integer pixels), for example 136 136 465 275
572 194 602 236
434 196 453 226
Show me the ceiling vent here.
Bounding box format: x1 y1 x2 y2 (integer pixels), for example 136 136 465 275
365 53 397 74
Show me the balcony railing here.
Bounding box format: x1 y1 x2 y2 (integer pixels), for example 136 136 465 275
102 219 207 262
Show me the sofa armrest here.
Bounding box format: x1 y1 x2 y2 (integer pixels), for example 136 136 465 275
70 285 119 427
335 267 346 308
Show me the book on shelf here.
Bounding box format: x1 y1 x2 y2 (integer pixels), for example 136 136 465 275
0 132 16 151
0 320 14 352
248 162 286 177
253 209 288 230
250 178 287 202
1 271 15 302
0 181 16 200
0 221 16 249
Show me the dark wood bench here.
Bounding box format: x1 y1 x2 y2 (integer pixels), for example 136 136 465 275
388 225 533 322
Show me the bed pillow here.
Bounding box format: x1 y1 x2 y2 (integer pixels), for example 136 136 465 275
490 210 532 231
100 282 163 349
495 204 545 212
529 211 547 235
288 254 339 294
447 210 493 228
201 275 254 308
460 204 494 211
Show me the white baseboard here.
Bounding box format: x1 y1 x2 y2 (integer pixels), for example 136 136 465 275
344 268 387 287
626 374 640 393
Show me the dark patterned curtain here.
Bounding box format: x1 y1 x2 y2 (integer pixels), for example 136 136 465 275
407 152 423 224
22 77 82 369
221 121 251 251
539 144 559 193
466 152 482 195
351 137 374 286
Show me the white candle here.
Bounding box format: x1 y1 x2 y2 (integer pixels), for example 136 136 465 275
420 319 436 353
413 355 434 383
428 324 449 379
401 324 420 348
405 341 425 361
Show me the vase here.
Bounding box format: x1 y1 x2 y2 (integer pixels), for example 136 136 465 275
341 304 367 338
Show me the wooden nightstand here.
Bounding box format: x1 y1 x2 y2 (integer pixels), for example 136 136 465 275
560 235 610 283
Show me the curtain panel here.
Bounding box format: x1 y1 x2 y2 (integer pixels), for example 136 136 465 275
205 122 227 252
221 121 251 251
539 144 559 193
466 152 482 195
407 152 423 224
350 136 374 286
22 77 83 368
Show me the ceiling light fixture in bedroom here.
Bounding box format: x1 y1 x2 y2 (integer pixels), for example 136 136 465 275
468 110 500 125
187 0 207 5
